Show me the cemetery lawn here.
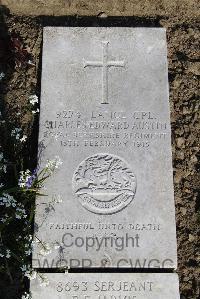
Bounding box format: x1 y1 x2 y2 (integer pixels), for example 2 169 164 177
0 7 199 299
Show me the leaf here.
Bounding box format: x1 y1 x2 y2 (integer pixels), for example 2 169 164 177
35 193 48 197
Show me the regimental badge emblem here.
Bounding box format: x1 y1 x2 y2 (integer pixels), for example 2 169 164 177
72 153 137 214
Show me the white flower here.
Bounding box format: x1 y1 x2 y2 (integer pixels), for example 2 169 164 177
22 292 32 299
20 135 27 143
25 249 32 256
32 237 40 244
28 235 33 241
39 242 52 256
38 274 49 287
15 207 27 219
46 156 62 174
0 165 6 173
21 265 28 272
0 72 5 80
0 214 9 223
0 152 3 161
18 169 32 188
54 242 61 249
29 95 38 105
11 128 22 140
0 253 4 257
11 128 22 135
6 249 11 259
32 108 39 114
24 270 37 280
28 60 35 66
3 165 7 173
0 193 17 208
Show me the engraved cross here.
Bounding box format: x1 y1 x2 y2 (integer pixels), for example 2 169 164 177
83 41 125 104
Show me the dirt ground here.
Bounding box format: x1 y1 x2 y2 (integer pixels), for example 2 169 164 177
0 1 199 299
0 0 199 18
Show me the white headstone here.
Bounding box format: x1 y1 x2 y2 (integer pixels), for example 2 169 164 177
30 273 180 299
33 27 177 269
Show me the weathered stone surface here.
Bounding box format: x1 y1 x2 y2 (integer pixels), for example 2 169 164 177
30 273 180 298
32 27 177 268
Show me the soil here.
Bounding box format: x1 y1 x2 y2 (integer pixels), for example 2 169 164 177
0 0 199 18
0 1 199 299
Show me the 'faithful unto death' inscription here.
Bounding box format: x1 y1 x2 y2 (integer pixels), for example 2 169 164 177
30 273 180 299
33 27 177 268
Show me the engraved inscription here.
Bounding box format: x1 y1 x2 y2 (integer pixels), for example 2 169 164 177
83 41 125 104
73 153 136 214
56 279 154 295
43 110 168 149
